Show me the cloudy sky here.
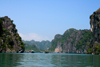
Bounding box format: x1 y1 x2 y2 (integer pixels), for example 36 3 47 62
0 0 100 41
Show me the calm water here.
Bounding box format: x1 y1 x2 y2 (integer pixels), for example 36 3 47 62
0 53 100 67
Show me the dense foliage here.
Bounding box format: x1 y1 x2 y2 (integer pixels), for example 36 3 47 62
76 30 92 50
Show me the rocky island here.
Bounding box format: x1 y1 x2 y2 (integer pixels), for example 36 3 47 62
49 8 100 54
89 8 100 54
0 16 25 53
49 28 92 53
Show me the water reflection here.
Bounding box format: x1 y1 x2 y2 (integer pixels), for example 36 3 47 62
0 53 100 67
0 53 23 67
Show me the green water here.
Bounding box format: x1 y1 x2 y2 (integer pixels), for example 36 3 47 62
0 53 100 67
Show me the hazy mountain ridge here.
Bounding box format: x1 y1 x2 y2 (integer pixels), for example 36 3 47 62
23 40 51 50
24 42 40 52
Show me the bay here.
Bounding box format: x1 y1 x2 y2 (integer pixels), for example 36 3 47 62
0 53 100 67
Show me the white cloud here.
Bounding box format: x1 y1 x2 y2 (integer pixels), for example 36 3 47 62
19 33 52 41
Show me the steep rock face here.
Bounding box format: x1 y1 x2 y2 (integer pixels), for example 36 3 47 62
49 28 92 53
90 8 100 42
0 16 25 53
89 8 100 54
54 41 62 53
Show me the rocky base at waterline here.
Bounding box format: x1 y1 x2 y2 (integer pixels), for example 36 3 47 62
0 16 25 53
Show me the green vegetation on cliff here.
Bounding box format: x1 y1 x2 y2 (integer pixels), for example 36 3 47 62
49 28 77 51
0 16 25 53
76 30 92 50
89 8 100 54
49 28 92 53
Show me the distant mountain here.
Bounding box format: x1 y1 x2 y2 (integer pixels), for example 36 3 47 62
35 40 51 50
23 40 35 45
23 40 51 50
24 42 40 52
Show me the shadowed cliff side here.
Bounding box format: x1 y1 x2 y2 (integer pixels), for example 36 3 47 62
89 8 100 54
0 16 25 53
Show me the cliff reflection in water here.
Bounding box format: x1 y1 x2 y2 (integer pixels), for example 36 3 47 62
0 53 23 67
0 53 100 67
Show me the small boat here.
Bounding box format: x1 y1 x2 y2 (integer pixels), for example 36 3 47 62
45 51 49 53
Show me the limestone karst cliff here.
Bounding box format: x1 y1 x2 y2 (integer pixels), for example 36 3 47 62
49 28 92 53
49 8 100 54
0 16 25 53
89 8 100 54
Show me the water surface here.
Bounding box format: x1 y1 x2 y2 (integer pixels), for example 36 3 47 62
0 53 100 67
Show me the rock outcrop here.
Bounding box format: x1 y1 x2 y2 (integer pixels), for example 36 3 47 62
49 28 92 53
54 41 62 53
89 8 100 54
0 16 25 53
54 34 62 39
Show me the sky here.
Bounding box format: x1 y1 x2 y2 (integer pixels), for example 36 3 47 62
0 0 100 41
